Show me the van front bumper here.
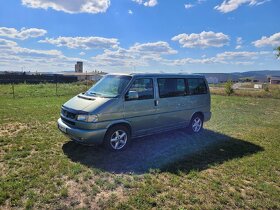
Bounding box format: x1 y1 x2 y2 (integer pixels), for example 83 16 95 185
57 118 106 145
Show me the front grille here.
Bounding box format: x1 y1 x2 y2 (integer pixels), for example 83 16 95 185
61 116 75 126
61 109 76 120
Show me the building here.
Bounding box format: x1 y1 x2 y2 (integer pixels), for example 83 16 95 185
75 61 83 73
269 76 280 84
254 84 263 89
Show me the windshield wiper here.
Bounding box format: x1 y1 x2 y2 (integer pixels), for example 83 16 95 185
87 92 103 97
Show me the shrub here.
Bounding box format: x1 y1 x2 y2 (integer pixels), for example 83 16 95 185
225 80 234 96
264 85 269 92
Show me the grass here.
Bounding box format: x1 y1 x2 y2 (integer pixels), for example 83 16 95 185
0 84 280 209
0 82 92 98
210 84 280 99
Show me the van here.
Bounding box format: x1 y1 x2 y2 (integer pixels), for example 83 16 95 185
57 73 211 151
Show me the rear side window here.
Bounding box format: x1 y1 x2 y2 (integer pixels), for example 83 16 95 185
187 78 207 95
158 78 187 98
127 78 154 100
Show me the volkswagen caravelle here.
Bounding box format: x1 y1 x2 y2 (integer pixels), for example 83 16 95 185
57 73 211 151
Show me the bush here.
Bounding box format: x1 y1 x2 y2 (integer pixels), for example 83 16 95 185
225 80 234 96
264 85 269 92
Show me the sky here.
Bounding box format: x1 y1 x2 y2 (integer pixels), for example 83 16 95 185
0 0 279 73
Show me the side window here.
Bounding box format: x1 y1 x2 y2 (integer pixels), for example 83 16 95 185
126 78 154 100
158 78 187 98
187 78 207 95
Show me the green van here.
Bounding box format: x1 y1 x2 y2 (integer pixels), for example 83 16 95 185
57 73 211 151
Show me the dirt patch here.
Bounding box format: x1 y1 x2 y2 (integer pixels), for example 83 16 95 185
62 179 126 209
0 122 28 137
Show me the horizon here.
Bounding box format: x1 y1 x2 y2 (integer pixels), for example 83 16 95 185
0 0 279 73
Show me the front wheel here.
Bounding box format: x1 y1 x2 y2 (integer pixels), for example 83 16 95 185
188 114 204 134
103 125 131 151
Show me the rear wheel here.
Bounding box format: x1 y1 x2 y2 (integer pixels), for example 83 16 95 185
188 114 204 134
103 125 131 151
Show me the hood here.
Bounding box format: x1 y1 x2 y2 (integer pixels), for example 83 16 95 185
63 93 112 113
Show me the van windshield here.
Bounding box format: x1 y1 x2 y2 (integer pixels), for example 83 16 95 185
85 75 132 98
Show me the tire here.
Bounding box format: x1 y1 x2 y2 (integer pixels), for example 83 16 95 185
103 125 131 151
187 114 204 134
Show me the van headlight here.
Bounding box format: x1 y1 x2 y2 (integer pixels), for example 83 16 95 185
77 114 98 122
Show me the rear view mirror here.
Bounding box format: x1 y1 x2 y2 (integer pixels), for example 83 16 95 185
126 90 139 100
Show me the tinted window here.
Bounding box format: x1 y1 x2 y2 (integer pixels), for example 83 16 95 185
126 78 154 100
158 78 187 98
187 78 207 95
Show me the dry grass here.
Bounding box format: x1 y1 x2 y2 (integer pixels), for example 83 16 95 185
0 84 279 209
210 84 280 99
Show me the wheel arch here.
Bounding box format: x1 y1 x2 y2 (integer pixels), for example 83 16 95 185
191 111 204 121
106 120 132 135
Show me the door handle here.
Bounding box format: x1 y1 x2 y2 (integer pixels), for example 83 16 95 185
154 100 159 106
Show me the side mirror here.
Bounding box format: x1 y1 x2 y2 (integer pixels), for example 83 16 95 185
126 90 139 100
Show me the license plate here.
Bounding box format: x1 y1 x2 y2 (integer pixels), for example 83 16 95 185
58 124 67 133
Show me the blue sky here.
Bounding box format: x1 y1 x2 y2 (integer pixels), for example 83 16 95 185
0 0 279 73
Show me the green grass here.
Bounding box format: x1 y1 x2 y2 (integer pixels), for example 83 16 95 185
0 83 90 98
210 84 280 99
0 84 280 209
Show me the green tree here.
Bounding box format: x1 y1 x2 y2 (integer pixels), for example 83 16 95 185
225 80 234 96
276 46 280 59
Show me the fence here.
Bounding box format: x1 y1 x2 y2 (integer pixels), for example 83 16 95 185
0 82 95 98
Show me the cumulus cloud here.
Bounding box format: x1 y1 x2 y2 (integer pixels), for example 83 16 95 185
132 0 158 7
214 0 271 13
128 9 133 14
0 38 84 71
91 41 176 67
172 50 270 66
172 31 230 48
21 0 110 14
39 36 119 50
252 32 280 47
130 41 177 55
0 27 47 40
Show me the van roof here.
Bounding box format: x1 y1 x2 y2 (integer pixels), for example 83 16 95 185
108 73 206 78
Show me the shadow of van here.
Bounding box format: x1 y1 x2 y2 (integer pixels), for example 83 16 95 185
62 129 263 174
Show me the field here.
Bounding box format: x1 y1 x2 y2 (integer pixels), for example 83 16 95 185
0 84 280 209
210 83 280 99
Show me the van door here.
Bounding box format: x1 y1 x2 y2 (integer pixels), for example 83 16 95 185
124 78 157 137
155 78 191 130
186 78 209 122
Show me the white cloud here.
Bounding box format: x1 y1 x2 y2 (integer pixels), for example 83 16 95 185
172 50 271 66
130 41 177 55
214 0 271 13
0 27 47 40
128 9 133 14
0 38 85 71
91 48 143 67
79 52 85 56
235 37 243 49
21 0 110 14
185 4 194 9
216 51 260 60
252 32 280 47
132 0 158 7
172 57 224 66
91 41 177 67
39 36 119 50
172 31 230 48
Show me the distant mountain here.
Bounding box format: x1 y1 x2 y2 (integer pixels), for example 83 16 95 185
202 70 280 83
